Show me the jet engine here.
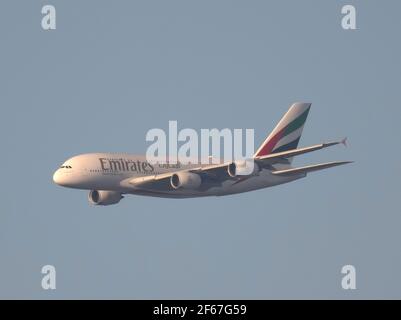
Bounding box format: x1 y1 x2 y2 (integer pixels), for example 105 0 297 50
170 172 202 190
227 159 259 178
88 190 123 205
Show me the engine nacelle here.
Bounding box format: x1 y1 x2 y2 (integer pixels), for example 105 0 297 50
227 159 259 178
88 190 123 205
170 172 202 190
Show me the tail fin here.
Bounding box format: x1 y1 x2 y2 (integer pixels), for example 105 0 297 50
253 102 311 161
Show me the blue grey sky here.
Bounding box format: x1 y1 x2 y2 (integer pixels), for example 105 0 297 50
0 0 400 299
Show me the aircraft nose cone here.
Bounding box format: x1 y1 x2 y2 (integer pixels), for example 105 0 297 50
53 169 62 185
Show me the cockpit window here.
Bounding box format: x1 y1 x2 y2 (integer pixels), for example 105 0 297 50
60 165 72 169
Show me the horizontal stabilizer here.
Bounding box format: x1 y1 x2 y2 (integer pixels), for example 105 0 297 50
271 161 353 176
255 139 347 165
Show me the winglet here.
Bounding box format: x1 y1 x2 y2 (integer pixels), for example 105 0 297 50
341 137 348 147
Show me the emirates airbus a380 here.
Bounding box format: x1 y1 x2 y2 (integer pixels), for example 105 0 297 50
53 103 352 205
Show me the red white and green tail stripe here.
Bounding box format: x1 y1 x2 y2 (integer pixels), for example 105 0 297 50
254 102 311 159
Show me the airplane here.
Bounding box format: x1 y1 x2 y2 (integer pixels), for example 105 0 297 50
53 102 352 205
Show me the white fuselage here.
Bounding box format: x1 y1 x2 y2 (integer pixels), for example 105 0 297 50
53 153 304 198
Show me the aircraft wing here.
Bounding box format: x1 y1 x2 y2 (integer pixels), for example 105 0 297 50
271 161 353 176
128 138 348 190
128 162 232 191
